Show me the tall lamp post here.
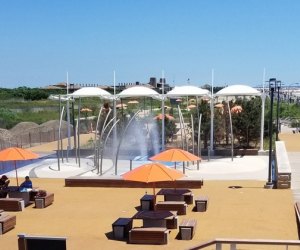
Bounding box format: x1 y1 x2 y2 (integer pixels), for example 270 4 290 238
275 80 281 141
265 78 276 189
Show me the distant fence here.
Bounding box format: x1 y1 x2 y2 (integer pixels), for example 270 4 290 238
0 128 72 150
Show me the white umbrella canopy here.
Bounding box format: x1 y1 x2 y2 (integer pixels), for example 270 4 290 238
117 86 161 100
69 87 112 99
215 84 261 97
293 91 300 97
166 85 210 97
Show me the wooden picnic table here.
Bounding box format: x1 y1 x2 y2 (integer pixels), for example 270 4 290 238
132 210 178 229
157 188 194 204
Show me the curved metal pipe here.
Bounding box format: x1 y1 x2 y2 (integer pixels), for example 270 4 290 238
97 115 117 173
178 105 184 150
227 102 234 161
97 110 113 168
75 113 78 163
114 110 141 175
197 113 202 157
94 106 103 167
77 98 81 167
100 119 120 175
191 114 195 155
99 109 112 142
57 104 65 171
178 106 188 151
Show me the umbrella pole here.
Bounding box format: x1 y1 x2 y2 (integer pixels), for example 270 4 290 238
14 161 19 187
153 184 156 209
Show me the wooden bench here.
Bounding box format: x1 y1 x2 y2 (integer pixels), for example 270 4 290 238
0 214 16 234
34 193 54 209
18 234 67 250
179 219 197 240
0 198 24 211
155 201 187 215
129 227 169 245
112 218 132 239
195 195 209 212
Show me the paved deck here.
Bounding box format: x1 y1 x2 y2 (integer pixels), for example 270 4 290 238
0 131 299 250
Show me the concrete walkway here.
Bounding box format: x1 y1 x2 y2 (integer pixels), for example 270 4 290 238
4 132 298 185
278 132 300 202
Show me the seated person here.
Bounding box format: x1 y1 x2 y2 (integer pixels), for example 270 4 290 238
19 176 32 190
0 175 10 197
0 175 10 190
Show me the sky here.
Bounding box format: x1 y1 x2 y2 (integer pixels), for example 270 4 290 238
1 0 300 88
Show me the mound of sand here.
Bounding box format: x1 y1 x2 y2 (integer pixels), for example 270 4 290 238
0 128 13 141
10 122 39 135
9 120 72 135
38 120 71 132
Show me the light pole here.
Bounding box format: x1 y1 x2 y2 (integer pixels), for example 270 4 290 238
275 80 281 141
265 78 276 189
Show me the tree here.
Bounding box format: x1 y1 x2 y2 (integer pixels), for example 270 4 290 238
231 97 261 147
0 108 20 129
191 99 211 149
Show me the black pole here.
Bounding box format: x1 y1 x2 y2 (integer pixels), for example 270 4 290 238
276 86 280 141
265 80 275 188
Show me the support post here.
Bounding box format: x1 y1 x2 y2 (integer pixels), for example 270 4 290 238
265 78 276 189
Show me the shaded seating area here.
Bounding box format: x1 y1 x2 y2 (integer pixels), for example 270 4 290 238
0 188 54 210
111 186 204 244
111 161 203 245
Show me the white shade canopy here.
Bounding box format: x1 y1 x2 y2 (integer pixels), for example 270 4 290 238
166 85 210 97
292 91 300 97
117 86 161 100
215 84 261 97
69 87 112 99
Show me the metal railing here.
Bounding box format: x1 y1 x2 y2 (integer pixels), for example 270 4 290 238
188 238 300 250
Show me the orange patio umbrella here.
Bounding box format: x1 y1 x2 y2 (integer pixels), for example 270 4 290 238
116 103 127 109
187 104 196 109
127 100 139 104
0 147 39 186
150 148 201 170
80 108 92 112
215 103 224 108
122 162 184 198
154 114 175 120
231 105 243 114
